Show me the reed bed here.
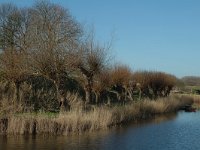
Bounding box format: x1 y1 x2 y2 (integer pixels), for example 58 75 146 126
0 95 194 135
187 94 200 109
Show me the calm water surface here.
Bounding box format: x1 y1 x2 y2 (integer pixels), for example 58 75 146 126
1 111 200 150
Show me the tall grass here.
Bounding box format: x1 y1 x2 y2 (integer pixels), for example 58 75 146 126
0 95 194 135
186 94 200 109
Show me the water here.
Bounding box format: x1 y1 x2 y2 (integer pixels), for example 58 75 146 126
1 111 200 150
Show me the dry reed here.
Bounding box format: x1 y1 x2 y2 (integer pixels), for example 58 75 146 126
0 95 194 135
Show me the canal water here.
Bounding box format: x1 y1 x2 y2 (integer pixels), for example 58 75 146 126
1 111 200 150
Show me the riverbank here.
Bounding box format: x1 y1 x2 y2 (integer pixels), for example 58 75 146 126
0 95 194 135
190 95 200 109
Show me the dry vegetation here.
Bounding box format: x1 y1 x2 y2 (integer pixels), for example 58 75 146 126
0 95 194 135
0 1 179 113
0 1 196 135
182 94 200 109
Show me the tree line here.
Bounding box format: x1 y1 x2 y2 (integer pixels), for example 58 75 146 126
0 1 177 112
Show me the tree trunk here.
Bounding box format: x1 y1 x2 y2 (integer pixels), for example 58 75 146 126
59 96 70 112
127 89 134 101
94 92 99 104
14 81 20 104
124 87 128 102
138 88 142 100
85 77 93 104
54 81 70 112
107 96 111 106
85 88 92 104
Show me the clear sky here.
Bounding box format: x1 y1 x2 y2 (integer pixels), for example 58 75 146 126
1 0 200 78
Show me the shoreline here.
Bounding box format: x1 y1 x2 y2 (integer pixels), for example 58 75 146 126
0 95 195 135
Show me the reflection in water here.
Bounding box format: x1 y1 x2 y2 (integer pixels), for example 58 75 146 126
1 111 200 150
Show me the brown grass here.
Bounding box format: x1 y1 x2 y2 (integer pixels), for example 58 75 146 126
186 94 200 109
0 95 194 135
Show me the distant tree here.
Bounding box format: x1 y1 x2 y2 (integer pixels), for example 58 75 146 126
181 76 200 86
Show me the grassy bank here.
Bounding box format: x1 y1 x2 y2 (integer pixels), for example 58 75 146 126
0 95 194 135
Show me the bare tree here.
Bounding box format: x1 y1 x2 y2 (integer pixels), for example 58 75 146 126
92 69 112 104
0 4 31 104
27 1 82 111
133 71 177 99
76 33 110 104
109 64 133 103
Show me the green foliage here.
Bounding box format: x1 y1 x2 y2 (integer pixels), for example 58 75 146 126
192 87 200 95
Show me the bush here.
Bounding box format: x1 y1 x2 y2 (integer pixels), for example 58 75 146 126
133 71 177 99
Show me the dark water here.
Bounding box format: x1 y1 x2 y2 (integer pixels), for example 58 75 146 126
1 111 200 150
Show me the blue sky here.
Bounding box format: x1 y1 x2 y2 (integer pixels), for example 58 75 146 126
1 0 200 77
